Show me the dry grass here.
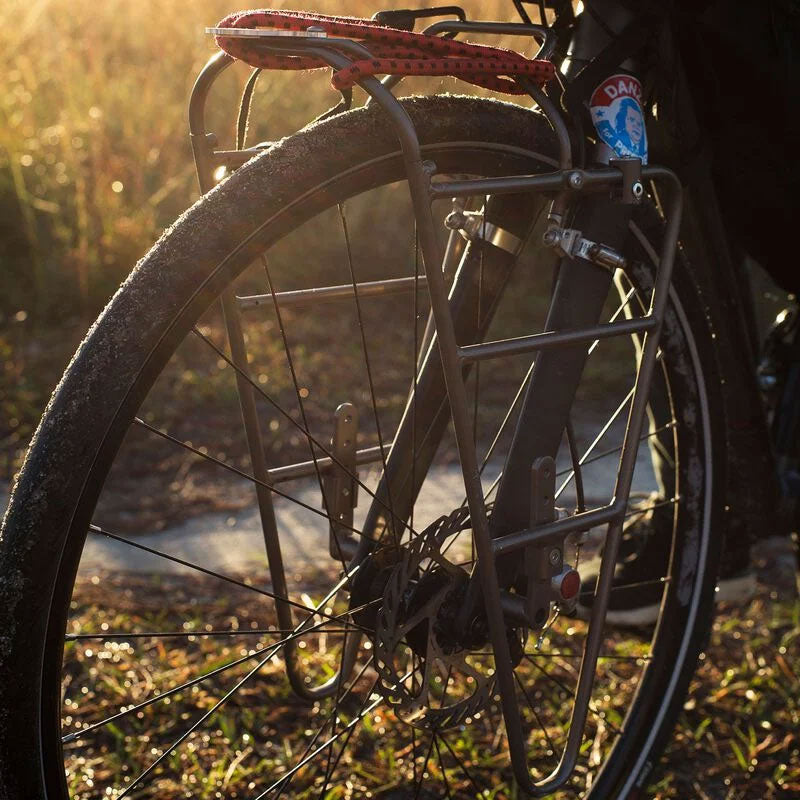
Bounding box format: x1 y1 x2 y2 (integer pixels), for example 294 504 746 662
62 569 799 799
0 0 539 477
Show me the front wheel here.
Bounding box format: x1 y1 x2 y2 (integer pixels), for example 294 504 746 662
0 95 723 799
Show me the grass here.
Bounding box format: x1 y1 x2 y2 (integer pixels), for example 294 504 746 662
61 568 799 799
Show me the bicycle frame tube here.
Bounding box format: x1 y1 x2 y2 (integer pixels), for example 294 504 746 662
187 20 683 793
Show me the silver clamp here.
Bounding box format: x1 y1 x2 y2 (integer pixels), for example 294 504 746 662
444 209 524 256
542 226 627 272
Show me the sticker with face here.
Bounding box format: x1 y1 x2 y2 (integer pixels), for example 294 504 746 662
590 73 648 164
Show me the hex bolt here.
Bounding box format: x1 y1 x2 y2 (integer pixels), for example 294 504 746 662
422 159 438 175
444 210 466 230
548 548 561 566
568 171 584 189
542 228 560 246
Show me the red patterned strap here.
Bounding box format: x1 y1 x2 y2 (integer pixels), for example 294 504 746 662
214 9 555 94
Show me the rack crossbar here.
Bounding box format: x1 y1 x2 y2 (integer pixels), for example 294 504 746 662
492 503 623 555
238 275 428 311
458 316 657 363
268 443 390 484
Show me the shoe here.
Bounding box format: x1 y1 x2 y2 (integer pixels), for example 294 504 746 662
573 495 756 627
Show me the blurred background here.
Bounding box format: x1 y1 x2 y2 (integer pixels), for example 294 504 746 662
0 0 540 484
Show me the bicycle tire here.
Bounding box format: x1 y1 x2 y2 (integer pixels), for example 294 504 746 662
0 94 723 799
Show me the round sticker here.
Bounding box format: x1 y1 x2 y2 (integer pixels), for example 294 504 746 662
590 73 648 164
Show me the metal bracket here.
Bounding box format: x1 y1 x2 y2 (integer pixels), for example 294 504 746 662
525 457 558 629
323 402 359 562
444 208 524 256
609 157 644 205
542 225 628 272
524 457 581 628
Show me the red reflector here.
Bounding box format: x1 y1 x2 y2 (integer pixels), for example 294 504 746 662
560 570 581 600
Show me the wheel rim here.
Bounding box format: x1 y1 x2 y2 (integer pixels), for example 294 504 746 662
41 133 713 800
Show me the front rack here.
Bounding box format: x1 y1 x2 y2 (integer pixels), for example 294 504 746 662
186 16 682 795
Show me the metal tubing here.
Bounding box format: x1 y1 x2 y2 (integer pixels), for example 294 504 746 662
423 19 549 38
492 504 622 556
238 275 428 311
458 315 657 363
422 20 552 60
188 52 235 182
520 79 572 171
213 147 270 168
190 49 357 703
431 165 666 200
525 170 683 795
267 443 390 484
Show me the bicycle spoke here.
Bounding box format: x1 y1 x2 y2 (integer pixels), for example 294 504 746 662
86 523 373 632
565 415 586 513
338 202 399 545
190 325 417 539
411 720 419 785
410 224 420 537
554 385 636 501
258 254 351 577
273 657 374 800
317 624 355 795
112 567 367 797
586 285 637 357
63 612 354 745
65 627 351 641
117 639 285 796
433 735 454 799
252 678 387 800
523 652 652 662
413 734 436 800
623 496 677 520
132 416 377 544
523 655 623 736
555 422 676 478
438 731 486 797
514 670 559 760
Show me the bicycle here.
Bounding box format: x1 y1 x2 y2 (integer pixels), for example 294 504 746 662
1 2 754 797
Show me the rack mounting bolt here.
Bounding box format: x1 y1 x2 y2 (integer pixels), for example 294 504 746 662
444 210 466 230
568 171 584 190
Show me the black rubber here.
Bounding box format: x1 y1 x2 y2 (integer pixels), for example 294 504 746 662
0 95 723 799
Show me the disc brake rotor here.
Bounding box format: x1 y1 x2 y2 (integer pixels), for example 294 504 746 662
370 509 496 730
